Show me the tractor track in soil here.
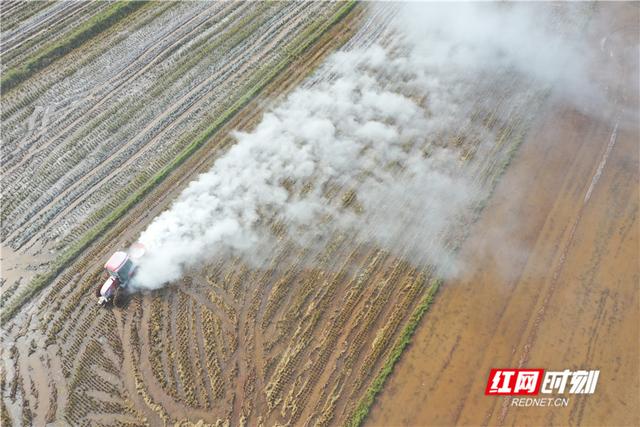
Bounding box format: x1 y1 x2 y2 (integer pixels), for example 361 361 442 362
10 1 319 252
3 2 238 241
0 1 105 64
2 1 228 173
0 1 328 256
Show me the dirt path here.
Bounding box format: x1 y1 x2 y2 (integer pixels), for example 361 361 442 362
367 4 639 426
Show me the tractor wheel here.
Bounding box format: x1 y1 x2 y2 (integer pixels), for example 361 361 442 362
113 287 125 308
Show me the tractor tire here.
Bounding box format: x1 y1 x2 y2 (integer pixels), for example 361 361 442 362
113 287 125 308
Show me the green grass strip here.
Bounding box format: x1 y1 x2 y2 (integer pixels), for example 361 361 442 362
1 1 357 325
1 1 149 93
347 279 443 427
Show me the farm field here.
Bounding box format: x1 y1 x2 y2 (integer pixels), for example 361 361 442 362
1 0 352 300
368 2 639 427
1 2 638 427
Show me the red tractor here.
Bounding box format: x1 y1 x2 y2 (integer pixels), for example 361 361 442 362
96 243 145 307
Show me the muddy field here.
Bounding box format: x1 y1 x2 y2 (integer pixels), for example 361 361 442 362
1 1 346 287
1 2 638 427
369 3 639 427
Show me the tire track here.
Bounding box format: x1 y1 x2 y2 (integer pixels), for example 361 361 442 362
3 2 306 248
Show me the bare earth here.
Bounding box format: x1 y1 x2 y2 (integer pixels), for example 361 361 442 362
368 3 639 426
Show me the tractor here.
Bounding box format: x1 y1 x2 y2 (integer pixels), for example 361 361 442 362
96 243 145 307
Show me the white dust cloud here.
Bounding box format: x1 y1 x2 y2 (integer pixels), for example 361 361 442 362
134 44 479 288
133 3 598 289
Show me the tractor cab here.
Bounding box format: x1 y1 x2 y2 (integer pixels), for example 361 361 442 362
104 251 134 286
